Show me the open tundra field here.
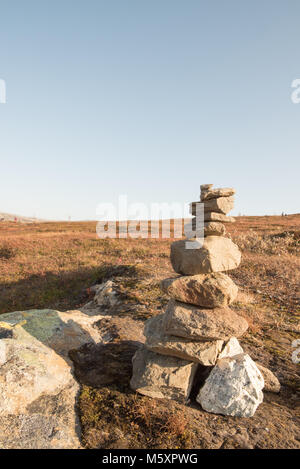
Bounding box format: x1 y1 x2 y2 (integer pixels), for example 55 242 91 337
0 215 299 448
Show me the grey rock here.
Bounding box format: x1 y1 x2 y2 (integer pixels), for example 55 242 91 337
204 222 226 236
0 308 105 449
130 346 198 402
256 364 281 393
204 212 235 223
144 314 223 365
218 337 244 359
163 299 249 341
190 197 235 215
187 219 226 236
197 353 264 417
170 236 241 275
160 272 238 308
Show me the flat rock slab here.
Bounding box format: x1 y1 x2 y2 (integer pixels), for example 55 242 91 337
190 197 234 215
204 222 226 236
0 327 80 448
130 346 198 402
204 212 235 223
201 187 235 201
197 353 264 417
163 299 249 341
0 308 105 449
187 220 226 237
144 314 224 365
160 272 238 308
171 236 241 275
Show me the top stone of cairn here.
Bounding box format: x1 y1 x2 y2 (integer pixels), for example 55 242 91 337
200 185 235 202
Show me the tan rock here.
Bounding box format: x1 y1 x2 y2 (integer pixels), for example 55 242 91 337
190 197 234 216
189 219 226 236
94 280 120 308
201 187 235 201
256 364 281 393
144 314 224 365
204 212 235 223
204 196 234 214
160 273 238 308
200 184 213 192
170 236 241 275
163 299 249 341
130 346 197 402
204 222 226 236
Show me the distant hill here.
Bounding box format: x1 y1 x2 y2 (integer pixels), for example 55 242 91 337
0 212 44 224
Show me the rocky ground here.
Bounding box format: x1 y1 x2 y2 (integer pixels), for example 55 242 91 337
0 215 299 449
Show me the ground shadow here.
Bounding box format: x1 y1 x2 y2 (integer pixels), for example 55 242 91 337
0 262 141 315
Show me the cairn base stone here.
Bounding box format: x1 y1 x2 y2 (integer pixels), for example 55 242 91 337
197 353 264 417
163 299 249 341
160 272 238 308
145 314 224 365
171 236 241 275
130 347 198 402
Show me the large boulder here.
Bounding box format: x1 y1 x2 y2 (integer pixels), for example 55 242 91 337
130 346 198 402
163 299 248 341
170 236 241 275
0 308 104 449
160 272 238 308
144 314 223 365
197 354 264 417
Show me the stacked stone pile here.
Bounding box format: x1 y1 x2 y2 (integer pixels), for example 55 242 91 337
130 184 280 417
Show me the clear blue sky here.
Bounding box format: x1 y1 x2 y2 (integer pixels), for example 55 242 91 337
0 0 299 220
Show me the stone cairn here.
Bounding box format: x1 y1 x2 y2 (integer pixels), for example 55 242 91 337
130 184 280 417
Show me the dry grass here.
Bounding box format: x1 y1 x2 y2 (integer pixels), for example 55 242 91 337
1 214 300 449
232 230 299 255
79 385 193 449
0 215 299 323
